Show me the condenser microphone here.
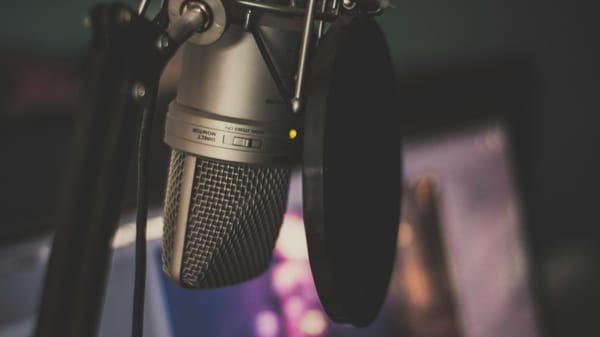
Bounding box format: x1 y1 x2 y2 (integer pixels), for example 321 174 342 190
161 0 302 289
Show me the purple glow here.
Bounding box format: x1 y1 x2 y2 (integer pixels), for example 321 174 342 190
271 262 312 297
254 310 280 337
283 296 306 321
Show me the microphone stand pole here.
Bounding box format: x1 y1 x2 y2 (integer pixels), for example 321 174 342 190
32 3 203 336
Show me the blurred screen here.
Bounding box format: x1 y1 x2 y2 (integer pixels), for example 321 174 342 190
399 124 541 337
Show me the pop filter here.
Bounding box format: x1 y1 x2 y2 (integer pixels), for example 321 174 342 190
302 16 401 327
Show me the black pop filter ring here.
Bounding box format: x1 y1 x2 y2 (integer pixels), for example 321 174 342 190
302 15 402 327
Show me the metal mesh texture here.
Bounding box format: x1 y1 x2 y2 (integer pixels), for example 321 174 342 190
162 151 185 275
162 150 291 288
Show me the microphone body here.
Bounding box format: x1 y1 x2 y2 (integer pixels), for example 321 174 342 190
162 20 301 288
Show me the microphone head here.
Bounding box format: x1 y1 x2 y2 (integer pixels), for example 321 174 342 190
162 150 291 288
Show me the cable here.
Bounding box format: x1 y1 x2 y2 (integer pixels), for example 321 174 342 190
132 103 153 337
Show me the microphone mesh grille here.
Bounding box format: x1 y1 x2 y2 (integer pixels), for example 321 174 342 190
162 150 290 288
162 151 185 275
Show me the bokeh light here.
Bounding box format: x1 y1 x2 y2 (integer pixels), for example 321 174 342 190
254 310 280 337
300 310 328 336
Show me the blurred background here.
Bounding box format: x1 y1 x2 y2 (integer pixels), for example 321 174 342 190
1 0 599 337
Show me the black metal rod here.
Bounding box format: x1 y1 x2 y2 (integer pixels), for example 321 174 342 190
291 0 318 113
138 0 151 15
33 4 179 337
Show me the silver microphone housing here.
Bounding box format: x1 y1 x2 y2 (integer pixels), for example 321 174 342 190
162 13 302 288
